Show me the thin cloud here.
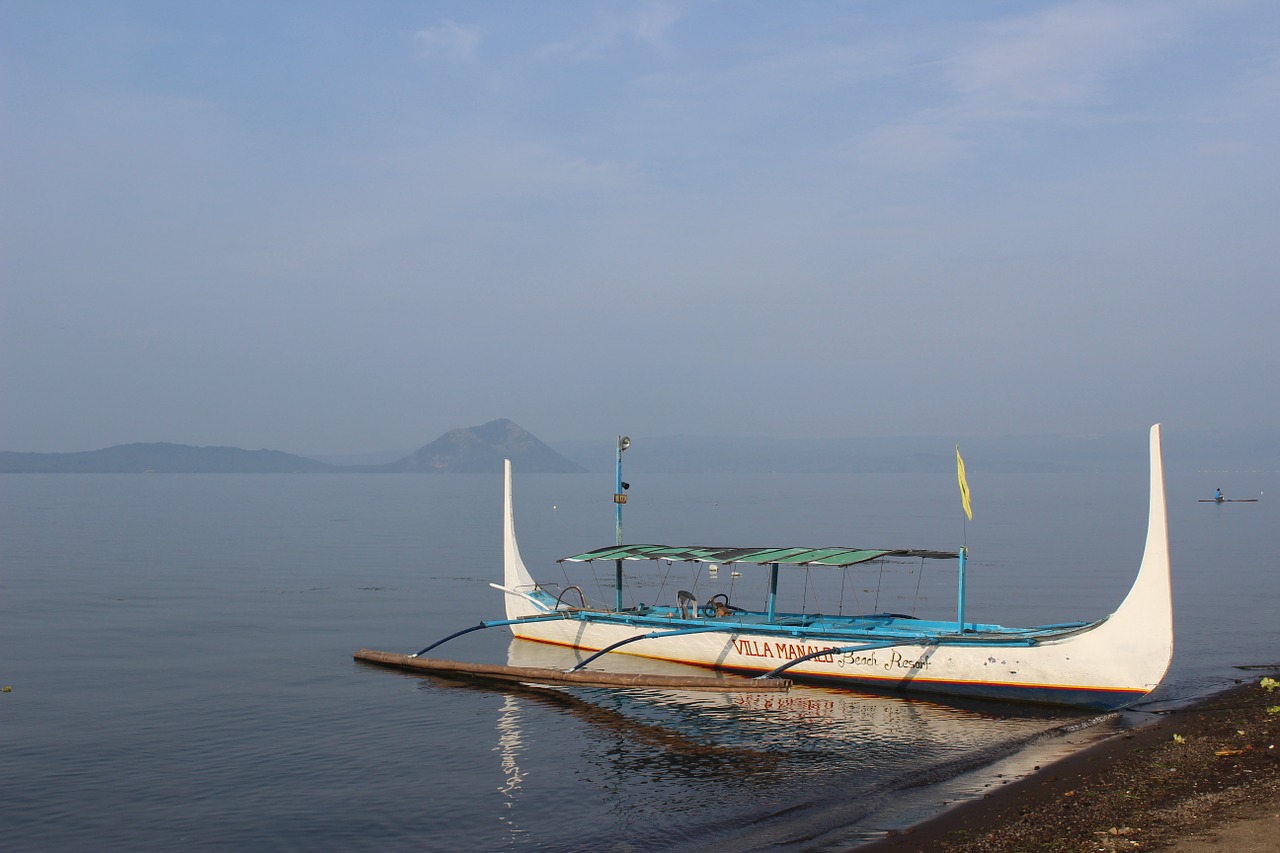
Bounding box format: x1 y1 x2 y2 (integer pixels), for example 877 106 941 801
849 2 1194 172
627 1 682 48
538 1 683 59
414 19 481 60
850 117 971 173
947 1 1185 114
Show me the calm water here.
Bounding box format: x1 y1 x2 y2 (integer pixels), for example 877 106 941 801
2 466 1276 851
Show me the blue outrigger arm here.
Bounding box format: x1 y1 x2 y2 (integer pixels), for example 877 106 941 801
410 613 573 658
761 641 904 680
567 625 739 672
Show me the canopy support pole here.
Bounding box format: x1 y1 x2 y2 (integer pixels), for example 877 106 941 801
956 546 968 632
614 560 623 613
767 562 780 621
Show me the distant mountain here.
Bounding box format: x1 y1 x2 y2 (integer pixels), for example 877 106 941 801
363 418 587 474
0 420 585 474
0 442 336 474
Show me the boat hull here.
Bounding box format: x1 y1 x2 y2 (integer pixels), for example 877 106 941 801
505 619 1151 710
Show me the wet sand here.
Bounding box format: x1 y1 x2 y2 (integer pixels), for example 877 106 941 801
857 675 1280 852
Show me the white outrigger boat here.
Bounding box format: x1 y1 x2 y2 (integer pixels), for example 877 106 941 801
357 425 1172 710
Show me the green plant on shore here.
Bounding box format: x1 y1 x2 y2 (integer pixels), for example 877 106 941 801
1266 706 1280 716
1172 733 1186 744
1261 676 1279 692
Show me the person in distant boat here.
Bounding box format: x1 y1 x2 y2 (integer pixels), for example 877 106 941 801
1215 488 1224 503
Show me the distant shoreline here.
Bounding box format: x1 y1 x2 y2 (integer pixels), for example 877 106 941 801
5 424 1280 475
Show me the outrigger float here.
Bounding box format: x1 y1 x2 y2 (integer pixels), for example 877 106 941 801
356 424 1173 710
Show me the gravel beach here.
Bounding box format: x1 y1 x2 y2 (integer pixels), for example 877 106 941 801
858 675 1280 852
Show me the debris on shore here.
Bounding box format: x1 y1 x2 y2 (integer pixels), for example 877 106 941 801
863 675 1280 852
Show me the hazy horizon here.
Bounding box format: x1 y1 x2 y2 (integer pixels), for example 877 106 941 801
4 2 1277 454
6 420 1277 469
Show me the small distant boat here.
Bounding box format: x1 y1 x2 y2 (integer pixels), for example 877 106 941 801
1198 498 1258 503
358 425 1173 710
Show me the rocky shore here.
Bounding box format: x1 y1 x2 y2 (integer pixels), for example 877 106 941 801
859 675 1280 852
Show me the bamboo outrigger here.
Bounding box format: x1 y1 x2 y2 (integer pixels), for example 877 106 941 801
353 648 791 691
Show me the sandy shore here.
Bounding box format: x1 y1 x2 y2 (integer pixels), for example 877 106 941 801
857 675 1280 852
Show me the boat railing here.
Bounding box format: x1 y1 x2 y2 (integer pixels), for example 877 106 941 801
552 585 588 610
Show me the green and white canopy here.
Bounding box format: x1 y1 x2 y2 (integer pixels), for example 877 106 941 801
558 544 958 568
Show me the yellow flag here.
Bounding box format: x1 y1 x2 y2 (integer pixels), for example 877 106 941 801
956 445 973 520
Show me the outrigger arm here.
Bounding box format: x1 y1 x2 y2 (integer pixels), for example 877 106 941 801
760 640 903 680
566 625 740 672
410 613 573 658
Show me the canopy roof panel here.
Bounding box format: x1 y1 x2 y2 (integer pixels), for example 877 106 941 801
559 544 958 568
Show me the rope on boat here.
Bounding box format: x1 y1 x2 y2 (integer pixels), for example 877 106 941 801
559 560 594 608
912 556 925 618
873 559 886 612
655 559 674 605
586 560 607 609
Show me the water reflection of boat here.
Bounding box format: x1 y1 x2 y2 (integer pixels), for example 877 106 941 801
483 640 1091 851
503 639 1072 738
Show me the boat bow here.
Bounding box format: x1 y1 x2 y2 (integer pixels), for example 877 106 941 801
503 460 537 595
1073 423 1173 690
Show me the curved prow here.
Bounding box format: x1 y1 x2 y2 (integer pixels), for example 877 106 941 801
503 460 538 602
1102 424 1173 682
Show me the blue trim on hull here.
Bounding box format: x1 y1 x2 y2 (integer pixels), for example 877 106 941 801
524 603 1088 647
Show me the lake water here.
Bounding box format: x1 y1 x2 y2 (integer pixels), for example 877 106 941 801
2 464 1275 851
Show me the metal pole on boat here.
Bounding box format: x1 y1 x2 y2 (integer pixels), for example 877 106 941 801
614 435 631 612
956 546 967 632
767 563 779 621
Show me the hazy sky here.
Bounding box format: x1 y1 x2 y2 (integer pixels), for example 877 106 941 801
3 1 1277 454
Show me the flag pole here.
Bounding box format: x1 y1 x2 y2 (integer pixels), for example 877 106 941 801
956 445 973 632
